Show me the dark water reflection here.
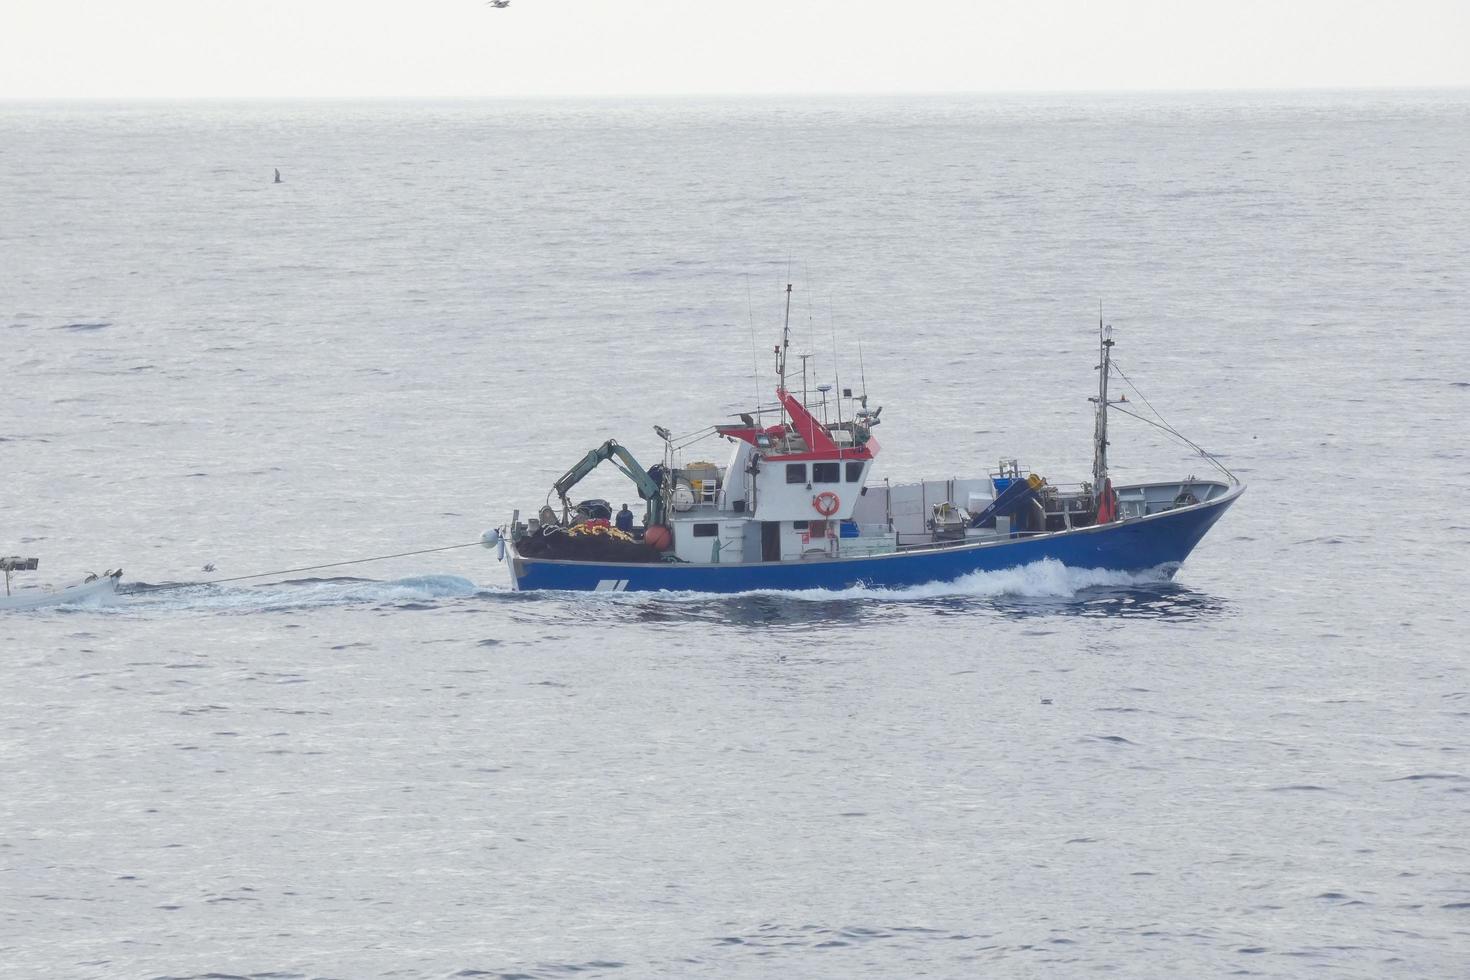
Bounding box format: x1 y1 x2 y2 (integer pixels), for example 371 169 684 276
700 580 1228 627
515 579 1228 631
985 582 1230 622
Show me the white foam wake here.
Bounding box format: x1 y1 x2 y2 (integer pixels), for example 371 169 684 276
858 559 1176 601
594 559 1177 604
116 574 483 613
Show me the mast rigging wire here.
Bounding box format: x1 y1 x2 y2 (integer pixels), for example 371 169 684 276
1108 401 1237 482
1105 354 1236 482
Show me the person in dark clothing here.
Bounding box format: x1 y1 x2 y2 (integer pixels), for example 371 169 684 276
615 504 635 534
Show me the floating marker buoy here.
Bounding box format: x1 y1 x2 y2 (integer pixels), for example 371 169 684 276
643 525 673 551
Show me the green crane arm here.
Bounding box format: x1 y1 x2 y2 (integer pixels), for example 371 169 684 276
552 439 665 524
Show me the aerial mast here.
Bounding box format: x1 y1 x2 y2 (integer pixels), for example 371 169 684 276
778 283 792 391
777 282 793 432
1092 315 1114 491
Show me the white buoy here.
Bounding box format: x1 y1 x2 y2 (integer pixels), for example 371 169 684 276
481 528 506 561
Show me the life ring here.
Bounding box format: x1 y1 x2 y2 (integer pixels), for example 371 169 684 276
812 491 841 516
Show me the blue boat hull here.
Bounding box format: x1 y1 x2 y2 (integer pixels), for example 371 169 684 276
507 487 1241 593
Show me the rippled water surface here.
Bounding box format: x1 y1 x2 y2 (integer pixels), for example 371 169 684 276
3 92 1469 978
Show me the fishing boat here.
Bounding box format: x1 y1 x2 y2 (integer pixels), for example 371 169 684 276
489 288 1243 593
1 557 123 611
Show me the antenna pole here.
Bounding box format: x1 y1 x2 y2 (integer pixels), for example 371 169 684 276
1092 311 1114 491
779 283 792 389
778 282 793 432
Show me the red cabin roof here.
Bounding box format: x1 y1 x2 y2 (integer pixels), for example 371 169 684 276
715 388 879 462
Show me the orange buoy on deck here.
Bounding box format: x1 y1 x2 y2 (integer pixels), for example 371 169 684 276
643 524 673 551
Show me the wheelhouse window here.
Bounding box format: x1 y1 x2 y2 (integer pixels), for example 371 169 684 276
812 462 840 483
845 461 864 482
792 520 809 530
691 523 719 538
786 463 807 484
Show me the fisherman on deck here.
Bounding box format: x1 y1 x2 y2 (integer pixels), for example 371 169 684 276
615 503 635 534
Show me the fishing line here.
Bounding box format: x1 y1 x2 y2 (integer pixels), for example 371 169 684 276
138 540 487 593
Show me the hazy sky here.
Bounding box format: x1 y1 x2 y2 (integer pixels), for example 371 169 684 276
2 0 1467 99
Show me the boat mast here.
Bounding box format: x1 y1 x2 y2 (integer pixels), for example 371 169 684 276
778 283 792 390
1092 315 1114 491
778 282 793 430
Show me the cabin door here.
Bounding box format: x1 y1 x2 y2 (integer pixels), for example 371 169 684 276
761 521 781 562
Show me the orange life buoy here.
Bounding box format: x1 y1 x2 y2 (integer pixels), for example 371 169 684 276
812 490 840 516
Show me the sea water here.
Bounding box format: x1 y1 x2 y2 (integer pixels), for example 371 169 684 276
3 91 1469 978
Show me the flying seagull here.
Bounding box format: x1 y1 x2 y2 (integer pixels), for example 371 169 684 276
487 1 510 7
